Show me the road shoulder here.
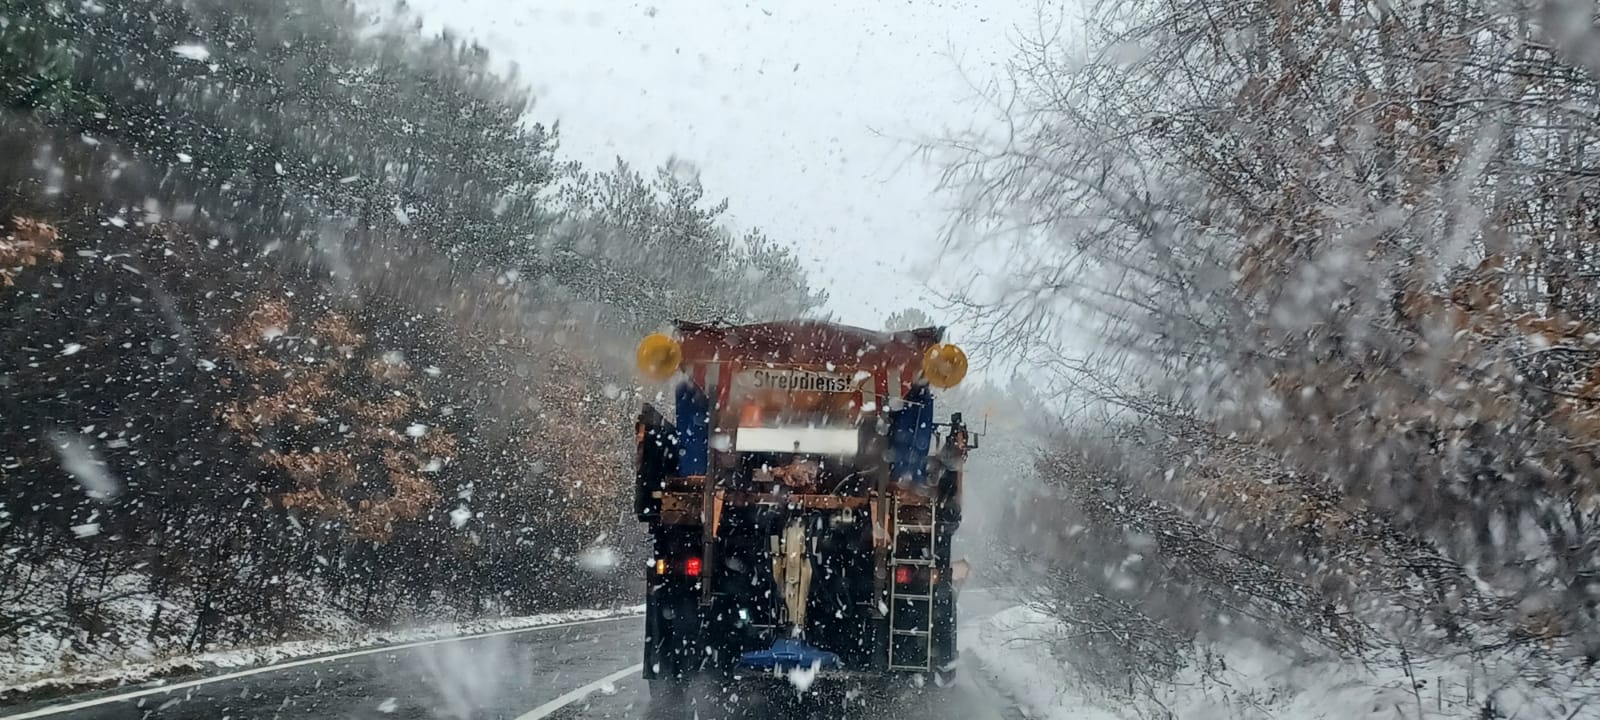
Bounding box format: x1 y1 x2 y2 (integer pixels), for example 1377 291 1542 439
0 608 643 717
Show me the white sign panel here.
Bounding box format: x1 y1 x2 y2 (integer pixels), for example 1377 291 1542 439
735 368 863 394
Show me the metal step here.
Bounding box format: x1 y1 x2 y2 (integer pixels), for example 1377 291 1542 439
886 497 940 672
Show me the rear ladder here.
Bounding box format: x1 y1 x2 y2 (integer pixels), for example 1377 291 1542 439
887 498 937 671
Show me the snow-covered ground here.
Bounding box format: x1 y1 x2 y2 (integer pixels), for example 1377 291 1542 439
961 606 1121 720
0 602 643 702
965 605 1600 720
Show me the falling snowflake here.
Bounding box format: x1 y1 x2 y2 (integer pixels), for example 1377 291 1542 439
171 43 210 61
577 546 618 573
786 660 821 692
48 432 120 500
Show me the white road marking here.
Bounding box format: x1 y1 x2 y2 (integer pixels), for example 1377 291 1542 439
512 664 642 720
2 613 642 720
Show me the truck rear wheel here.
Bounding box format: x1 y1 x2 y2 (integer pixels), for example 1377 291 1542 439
649 675 733 720
645 677 687 720
648 677 685 700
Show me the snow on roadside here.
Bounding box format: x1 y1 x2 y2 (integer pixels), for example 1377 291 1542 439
0 604 643 702
961 605 1120 720
963 605 1600 720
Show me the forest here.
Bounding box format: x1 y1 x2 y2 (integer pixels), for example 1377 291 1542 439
941 0 1600 715
0 0 826 688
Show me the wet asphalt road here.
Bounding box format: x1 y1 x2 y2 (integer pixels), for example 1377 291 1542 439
1 592 1022 720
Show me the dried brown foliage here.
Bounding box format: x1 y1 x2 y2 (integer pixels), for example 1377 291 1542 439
0 216 63 287
219 295 450 543
941 0 1600 686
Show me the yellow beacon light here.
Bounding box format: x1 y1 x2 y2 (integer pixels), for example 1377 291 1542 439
636 332 683 382
922 342 968 389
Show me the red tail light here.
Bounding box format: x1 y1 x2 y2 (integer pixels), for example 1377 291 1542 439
894 566 913 585
685 556 703 577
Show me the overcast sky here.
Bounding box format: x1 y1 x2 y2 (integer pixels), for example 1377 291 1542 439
401 0 1032 334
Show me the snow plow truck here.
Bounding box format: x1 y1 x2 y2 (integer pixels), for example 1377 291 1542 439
631 319 976 701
